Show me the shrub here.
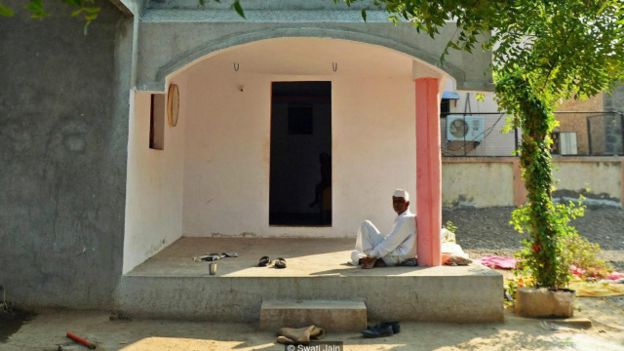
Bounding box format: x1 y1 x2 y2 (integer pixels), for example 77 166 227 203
511 197 612 287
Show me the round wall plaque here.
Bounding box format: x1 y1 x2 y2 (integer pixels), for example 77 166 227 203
167 84 180 127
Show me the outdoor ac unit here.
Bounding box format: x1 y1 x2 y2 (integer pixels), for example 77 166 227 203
446 115 485 142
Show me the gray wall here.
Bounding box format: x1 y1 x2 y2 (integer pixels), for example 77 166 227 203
604 85 624 113
0 0 131 309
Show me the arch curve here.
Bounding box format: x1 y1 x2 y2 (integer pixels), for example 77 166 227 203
138 25 468 91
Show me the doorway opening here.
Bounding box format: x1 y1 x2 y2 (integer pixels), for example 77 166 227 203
269 81 332 226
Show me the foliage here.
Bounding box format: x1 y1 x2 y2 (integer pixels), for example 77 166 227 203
511 197 585 288
511 197 612 287
562 235 612 280
0 0 245 24
443 220 457 234
1 0 100 29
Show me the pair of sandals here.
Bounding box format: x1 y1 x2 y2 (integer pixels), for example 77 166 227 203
195 252 238 262
361 321 400 338
258 256 287 269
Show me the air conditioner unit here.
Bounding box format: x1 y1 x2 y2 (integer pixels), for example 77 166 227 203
446 115 485 142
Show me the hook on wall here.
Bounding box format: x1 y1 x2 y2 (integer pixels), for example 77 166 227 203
331 62 338 72
233 62 240 72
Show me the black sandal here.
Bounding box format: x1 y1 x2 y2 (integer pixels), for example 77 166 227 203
258 256 271 267
274 257 287 269
196 254 222 262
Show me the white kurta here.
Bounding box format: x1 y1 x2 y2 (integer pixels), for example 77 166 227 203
351 210 417 265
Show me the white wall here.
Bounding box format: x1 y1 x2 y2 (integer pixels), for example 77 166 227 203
181 50 417 237
123 81 186 273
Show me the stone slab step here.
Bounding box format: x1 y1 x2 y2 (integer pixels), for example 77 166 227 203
259 300 367 332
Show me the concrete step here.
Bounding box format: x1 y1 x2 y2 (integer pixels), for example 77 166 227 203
259 300 367 332
117 264 504 323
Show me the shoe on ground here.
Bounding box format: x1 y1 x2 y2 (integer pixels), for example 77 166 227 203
361 324 394 338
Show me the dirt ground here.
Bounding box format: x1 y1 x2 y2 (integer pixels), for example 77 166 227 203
1 301 623 351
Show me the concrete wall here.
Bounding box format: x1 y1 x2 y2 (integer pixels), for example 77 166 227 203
604 85 624 113
442 157 624 208
442 162 515 207
180 39 417 237
553 159 623 206
123 86 186 273
0 1 131 308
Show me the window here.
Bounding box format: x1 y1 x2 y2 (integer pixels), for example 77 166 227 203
150 94 165 150
440 98 451 116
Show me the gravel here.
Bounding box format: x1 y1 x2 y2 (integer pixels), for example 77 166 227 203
443 206 624 270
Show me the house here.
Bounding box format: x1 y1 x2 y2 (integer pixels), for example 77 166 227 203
2 0 509 322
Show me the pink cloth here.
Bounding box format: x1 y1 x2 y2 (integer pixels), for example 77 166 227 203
607 272 624 281
476 255 517 270
570 265 586 277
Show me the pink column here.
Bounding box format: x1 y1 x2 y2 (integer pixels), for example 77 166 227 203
415 78 442 266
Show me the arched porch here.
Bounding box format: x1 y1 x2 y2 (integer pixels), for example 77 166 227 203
117 34 503 324
124 37 447 273
123 35 450 273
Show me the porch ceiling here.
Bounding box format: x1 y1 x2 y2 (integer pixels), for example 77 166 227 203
175 37 415 78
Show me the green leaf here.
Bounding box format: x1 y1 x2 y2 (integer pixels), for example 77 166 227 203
232 0 245 18
84 7 100 15
0 4 14 16
83 20 91 35
25 0 48 19
361 8 367 22
63 0 81 7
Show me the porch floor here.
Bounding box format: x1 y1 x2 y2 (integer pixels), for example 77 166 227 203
127 237 494 278
119 237 504 323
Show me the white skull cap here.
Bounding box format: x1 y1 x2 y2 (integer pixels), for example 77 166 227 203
393 188 409 201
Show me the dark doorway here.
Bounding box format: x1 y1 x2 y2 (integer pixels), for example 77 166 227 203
270 81 332 226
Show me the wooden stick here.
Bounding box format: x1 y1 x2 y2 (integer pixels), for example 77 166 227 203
66 332 96 349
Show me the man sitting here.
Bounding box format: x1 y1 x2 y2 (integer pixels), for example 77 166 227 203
351 189 416 269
